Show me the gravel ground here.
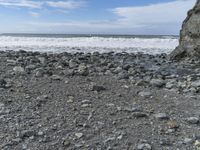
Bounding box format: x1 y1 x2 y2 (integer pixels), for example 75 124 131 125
0 50 200 150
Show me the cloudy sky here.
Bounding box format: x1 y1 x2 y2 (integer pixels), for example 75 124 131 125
0 0 196 35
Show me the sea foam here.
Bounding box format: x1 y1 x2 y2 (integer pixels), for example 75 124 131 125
0 36 178 54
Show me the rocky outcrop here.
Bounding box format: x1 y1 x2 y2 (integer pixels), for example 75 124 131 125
170 0 200 60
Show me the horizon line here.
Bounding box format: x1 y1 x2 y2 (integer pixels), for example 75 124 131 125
0 33 179 36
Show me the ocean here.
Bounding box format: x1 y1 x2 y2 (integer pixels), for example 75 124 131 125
0 34 179 55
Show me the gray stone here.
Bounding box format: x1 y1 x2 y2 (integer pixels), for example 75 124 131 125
13 66 25 74
63 139 71 147
186 117 199 124
63 69 74 76
128 68 136 75
183 138 194 144
7 59 17 65
35 69 44 77
26 65 36 70
154 113 169 120
51 75 62 80
69 60 78 68
166 81 176 89
75 133 83 138
150 79 165 88
77 64 89 76
191 80 200 87
117 72 129 80
138 91 152 98
137 143 152 150
38 57 46 64
113 67 123 74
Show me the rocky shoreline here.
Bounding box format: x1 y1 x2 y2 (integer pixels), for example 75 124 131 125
0 50 200 150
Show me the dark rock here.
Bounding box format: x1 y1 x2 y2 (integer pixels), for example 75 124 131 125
132 112 148 118
21 130 36 138
170 0 200 60
117 72 129 80
90 84 106 92
0 79 7 88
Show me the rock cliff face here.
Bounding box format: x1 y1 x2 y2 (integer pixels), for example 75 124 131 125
170 0 200 60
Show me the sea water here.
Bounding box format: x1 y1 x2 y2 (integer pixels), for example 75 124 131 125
0 34 179 54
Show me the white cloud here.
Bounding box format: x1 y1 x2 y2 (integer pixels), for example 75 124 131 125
29 12 40 17
0 0 43 8
0 0 85 10
111 0 196 28
46 1 85 9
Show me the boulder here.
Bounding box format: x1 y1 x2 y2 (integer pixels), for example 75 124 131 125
170 0 200 60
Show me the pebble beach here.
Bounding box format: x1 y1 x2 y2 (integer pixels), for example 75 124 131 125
0 50 200 149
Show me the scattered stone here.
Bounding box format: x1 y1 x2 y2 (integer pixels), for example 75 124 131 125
165 81 175 89
133 112 148 118
123 107 140 112
0 79 7 88
167 120 179 129
191 80 200 88
138 91 152 98
75 133 83 139
81 104 91 108
63 139 71 147
38 131 44 136
26 64 36 70
154 113 169 120
150 79 165 88
78 64 89 76
65 80 69 84
90 84 106 92
159 139 173 146
13 66 25 74
137 143 152 150
67 96 74 103
186 117 199 124
136 79 149 86
35 69 44 77
183 138 194 144
7 59 17 65
51 75 62 80
194 140 200 150
21 130 36 138
117 72 129 80
12 138 22 144
0 103 5 114
38 57 46 64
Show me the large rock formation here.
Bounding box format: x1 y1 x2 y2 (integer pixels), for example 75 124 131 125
170 0 200 60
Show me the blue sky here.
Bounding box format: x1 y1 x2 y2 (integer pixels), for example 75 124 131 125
0 0 196 35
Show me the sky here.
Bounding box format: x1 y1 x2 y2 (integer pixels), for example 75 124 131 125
0 0 196 35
